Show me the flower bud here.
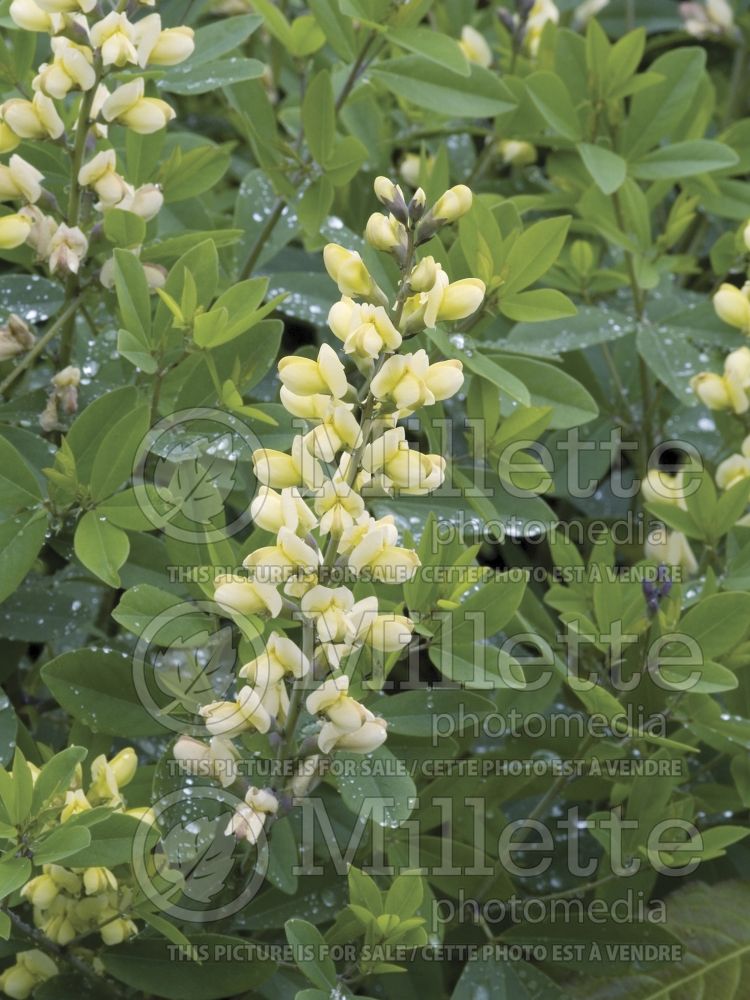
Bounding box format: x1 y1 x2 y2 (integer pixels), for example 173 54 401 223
148 26 195 65
459 25 492 67
277 343 347 398
1 93 64 140
102 79 175 134
214 574 283 618
373 175 409 223
0 119 19 154
409 256 438 292
496 139 537 166
323 243 384 302
431 184 473 223
10 0 63 31
690 372 732 411
0 155 44 204
365 212 405 253
713 282 750 332
48 224 88 276
0 213 31 249
716 453 750 490
437 277 485 321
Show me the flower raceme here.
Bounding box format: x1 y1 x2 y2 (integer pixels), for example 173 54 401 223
190 178 480 849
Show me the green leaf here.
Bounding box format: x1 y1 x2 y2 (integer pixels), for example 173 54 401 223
494 356 599 428
285 919 337 990
102 934 274 999
31 746 87 815
499 288 577 322
66 387 140 481
372 56 515 117
0 436 42 516
678 592 750 658
186 14 263 64
90 402 150 502
623 47 706 158
74 511 130 588
0 858 31 901
375 690 496 737
578 142 627 194
104 209 146 249
32 824 91 864
451 958 566 998
636 323 704 405
113 249 151 343
525 71 583 141
0 274 64 324
387 26 470 76
501 216 571 295
159 57 264 95
158 145 233 202
334 747 416 826
41 648 167 736
0 509 47 605
324 136 369 186
570 881 750 999
631 140 739 180
302 69 335 166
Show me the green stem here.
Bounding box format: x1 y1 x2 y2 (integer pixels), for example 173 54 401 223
58 66 101 368
238 30 380 281
0 295 83 396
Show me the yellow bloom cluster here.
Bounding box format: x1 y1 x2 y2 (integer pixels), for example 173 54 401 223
13 748 148 956
0 0 193 289
178 177 485 843
692 285 750 413
22 864 136 946
0 950 57 1000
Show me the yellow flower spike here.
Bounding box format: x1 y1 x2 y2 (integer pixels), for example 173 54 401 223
108 747 137 787
300 585 355 643
716 454 750 490
252 435 326 490
199 685 273 737
99 917 138 946
323 243 385 302
690 371 733 411
347 519 421 583
496 139 537 166
0 212 31 249
431 184 473 223
225 787 278 844
60 788 92 822
83 867 117 896
250 485 318 535
102 79 175 134
327 297 401 360
640 469 688 509
349 596 415 652
136 14 195 67
243 525 320 584
459 25 492 67
173 735 240 788
213 574 283 618
436 277 486 321
21 874 59 909
9 0 64 31
364 212 406 254
313 477 366 534
713 282 750 332
33 39 96 98
645 528 698 575
277 343 348 398
1 93 63 139
240 631 310 684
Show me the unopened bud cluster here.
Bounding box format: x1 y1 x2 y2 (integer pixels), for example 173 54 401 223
177 178 486 853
